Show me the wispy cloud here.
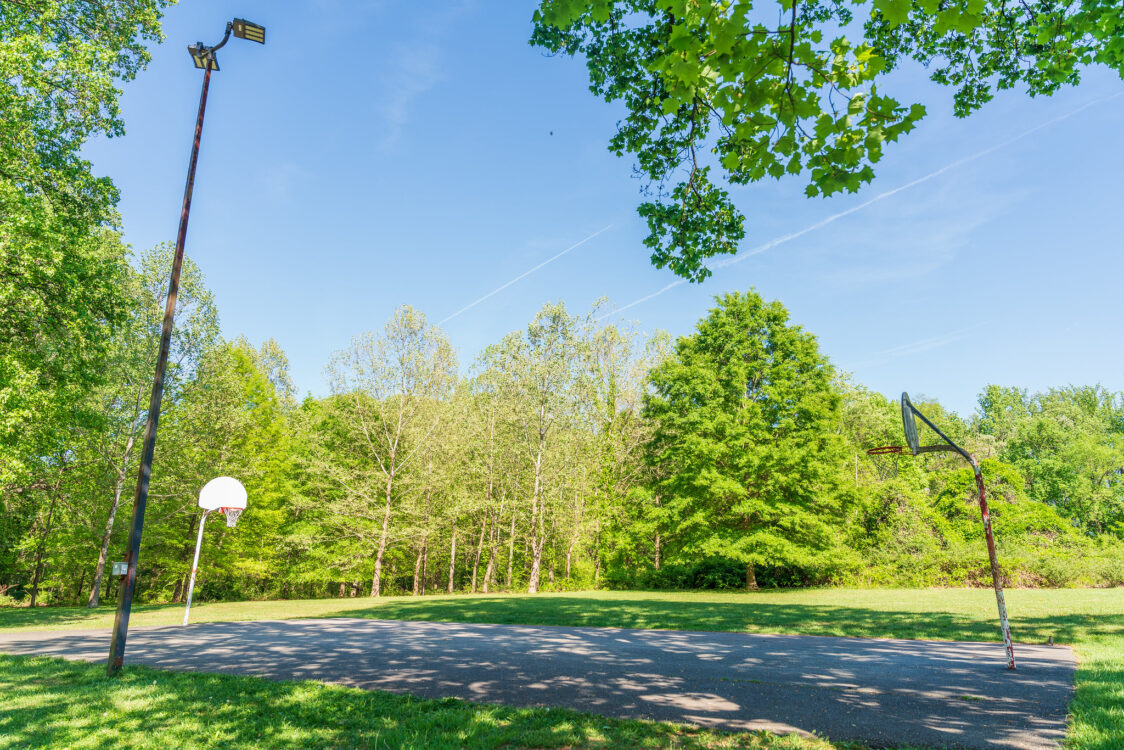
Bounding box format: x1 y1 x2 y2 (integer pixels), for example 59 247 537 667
259 162 308 202
847 324 985 370
439 225 613 325
814 181 1030 289
376 3 472 150
597 92 1123 320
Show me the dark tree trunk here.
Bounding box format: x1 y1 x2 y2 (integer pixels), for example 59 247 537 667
746 563 758 591
88 436 134 608
505 513 517 588
28 490 61 608
447 521 457 594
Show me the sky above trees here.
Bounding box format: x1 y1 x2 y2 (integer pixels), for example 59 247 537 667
81 0 1124 416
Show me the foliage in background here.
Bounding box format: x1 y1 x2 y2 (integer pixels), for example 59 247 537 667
4 280 1123 607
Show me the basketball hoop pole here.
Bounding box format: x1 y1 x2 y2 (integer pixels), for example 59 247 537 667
900 394 1015 670
183 509 213 626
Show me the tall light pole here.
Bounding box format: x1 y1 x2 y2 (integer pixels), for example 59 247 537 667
107 19 266 677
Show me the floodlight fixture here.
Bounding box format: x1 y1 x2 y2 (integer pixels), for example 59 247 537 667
232 18 266 44
188 43 218 71
868 392 1016 671
184 18 266 72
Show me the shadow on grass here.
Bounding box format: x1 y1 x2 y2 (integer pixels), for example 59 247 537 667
0 654 836 750
331 595 1124 647
0 602 173 631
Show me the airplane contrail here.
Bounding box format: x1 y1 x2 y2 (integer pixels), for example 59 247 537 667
440 224 613 325
599 92 1122 321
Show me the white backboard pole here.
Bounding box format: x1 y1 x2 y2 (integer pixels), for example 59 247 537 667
183 477 247 626
182 510 212 626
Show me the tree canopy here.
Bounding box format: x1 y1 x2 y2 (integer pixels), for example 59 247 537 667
531 0 1124 280
645 291 851 586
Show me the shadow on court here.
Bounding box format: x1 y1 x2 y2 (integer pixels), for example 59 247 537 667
0 617 1075 749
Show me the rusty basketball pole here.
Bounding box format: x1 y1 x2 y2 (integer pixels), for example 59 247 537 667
868 393 1015 670
107 18 266 677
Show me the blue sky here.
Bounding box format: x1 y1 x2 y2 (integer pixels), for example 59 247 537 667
84 1 1124 416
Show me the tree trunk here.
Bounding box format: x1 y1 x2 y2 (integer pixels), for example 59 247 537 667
412 537 427 596
470 512 487 592
746 563 758 591
474 410 494 593
654 533 661 570
527 414 547 594
73 570 86 604
28 482 62 608
88 436 134 608
482 495 504 594
339 582 347 597
505 511 517 588
565 489 584 580
447 521 457 594
593 521 602 584
371 468 395 597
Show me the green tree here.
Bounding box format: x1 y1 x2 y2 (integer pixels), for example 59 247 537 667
84 245 219 607
645 290 850 587
1 0 168 490
532 0 1124 280
322 306 458 597
477 302 592 593
980 385 1124 536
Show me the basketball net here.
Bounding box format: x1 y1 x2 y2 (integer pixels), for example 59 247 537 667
221 507 243 528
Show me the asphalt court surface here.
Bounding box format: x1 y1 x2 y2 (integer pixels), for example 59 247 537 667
0 618 1076 749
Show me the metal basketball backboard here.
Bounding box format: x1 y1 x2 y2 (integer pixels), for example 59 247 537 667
198 476 247 511
901 392 921 456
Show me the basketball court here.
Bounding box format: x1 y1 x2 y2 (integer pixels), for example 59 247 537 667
0 618 1075 749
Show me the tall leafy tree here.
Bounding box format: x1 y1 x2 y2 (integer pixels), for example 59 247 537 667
1 0 168 486
979 385 1124 536
477 302 591 593
322 306 458 597
645 290 850 587
85 245 219 606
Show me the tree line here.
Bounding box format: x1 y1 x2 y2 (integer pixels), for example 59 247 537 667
3 261 1122 607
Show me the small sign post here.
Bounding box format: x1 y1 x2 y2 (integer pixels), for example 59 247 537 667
112 562 129 576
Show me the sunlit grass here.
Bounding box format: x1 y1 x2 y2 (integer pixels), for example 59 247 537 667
2 588 1121 748
0 654 848 749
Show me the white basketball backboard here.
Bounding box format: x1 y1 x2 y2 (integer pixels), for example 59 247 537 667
198 476 247 511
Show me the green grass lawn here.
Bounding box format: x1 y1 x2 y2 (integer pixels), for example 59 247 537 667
2 588 1121 749
0 654 843 750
